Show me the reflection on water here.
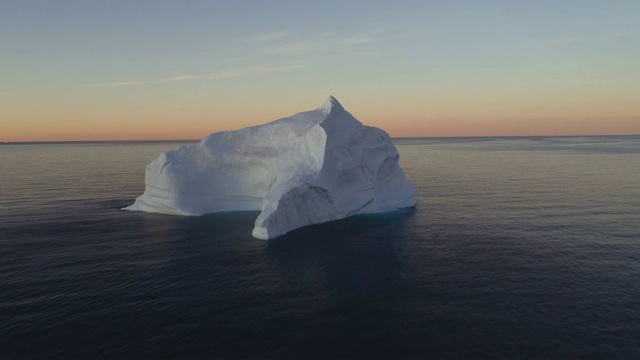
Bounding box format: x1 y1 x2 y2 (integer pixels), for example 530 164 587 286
1 138 640 358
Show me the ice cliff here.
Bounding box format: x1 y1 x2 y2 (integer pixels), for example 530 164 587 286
124 96 417 239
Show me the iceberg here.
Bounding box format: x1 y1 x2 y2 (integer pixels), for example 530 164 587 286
124 96 417 239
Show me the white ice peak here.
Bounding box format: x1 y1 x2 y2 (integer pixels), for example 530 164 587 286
318 95 343 114
124 96 417 239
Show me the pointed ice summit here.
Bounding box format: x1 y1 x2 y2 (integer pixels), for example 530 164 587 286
124 96 417 239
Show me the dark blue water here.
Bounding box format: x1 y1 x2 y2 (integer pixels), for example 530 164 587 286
1 137 639 358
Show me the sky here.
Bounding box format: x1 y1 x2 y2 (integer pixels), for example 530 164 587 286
2 0 639 141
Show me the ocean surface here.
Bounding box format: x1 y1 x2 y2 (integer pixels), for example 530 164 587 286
1 136 639 358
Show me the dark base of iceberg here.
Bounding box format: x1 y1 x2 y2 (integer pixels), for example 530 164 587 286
124 96 417 239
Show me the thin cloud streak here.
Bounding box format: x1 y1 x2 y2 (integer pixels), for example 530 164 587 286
548 33 624 45
260 29 401 57
87 65 305 87
251 31 288 42
549 36 584 45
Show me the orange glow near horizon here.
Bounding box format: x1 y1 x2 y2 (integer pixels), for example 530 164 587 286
4 114 640 142
3 91 640 142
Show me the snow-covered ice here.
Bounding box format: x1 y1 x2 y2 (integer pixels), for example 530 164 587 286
124 96 417 239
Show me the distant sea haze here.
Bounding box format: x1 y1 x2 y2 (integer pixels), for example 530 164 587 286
1 136 639 358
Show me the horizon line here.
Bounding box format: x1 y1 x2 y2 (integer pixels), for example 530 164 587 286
3 134 639 144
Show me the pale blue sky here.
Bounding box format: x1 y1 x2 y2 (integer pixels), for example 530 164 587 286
2 0 639 140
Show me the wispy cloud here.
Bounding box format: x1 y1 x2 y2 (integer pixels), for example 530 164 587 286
549 36 584 45
88 27 406 87
262 31 393 57
550 32 624 45
250 31 288 42
338 34 379 46
87 65 305 87
266 42 316 55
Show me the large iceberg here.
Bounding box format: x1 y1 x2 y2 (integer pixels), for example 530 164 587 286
124 96 417 239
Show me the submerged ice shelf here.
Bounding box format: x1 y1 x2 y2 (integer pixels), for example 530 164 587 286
124 96 417 239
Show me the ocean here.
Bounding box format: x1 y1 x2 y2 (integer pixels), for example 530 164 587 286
1 136 639 358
